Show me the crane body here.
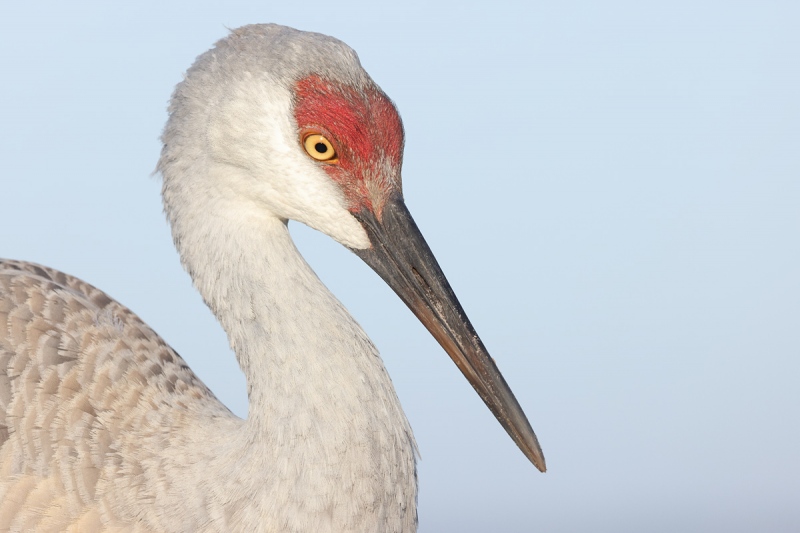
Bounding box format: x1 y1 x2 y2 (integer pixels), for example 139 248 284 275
0 24 543 532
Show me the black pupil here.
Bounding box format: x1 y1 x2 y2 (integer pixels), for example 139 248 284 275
315 142 328 154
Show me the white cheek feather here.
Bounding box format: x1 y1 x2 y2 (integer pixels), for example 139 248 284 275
207 77 370 249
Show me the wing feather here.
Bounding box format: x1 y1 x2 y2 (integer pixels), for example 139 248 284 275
0 259 234 530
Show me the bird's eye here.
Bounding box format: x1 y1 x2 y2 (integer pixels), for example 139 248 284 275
303 133 338 162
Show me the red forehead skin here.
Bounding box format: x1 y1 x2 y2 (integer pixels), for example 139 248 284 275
293 75 404 217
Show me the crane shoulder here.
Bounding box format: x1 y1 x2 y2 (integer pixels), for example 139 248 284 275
0 259 233 531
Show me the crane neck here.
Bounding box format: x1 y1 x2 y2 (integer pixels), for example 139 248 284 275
159 159 417 529
166 175 416 498
204 213 385 432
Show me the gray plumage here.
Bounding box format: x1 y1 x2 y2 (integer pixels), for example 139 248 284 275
1 23 542 533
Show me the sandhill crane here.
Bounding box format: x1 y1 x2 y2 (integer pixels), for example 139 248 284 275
0 24 544 532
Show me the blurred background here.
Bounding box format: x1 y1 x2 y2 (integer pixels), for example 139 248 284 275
1 2 798 531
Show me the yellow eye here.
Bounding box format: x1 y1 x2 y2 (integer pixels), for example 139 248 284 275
303 133 338 162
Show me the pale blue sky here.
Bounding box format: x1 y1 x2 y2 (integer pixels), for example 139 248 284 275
2 2 798 531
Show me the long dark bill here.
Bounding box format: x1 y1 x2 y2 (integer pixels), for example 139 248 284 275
352 193 546 472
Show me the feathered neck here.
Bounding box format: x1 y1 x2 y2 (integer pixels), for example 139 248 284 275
160 164 418 531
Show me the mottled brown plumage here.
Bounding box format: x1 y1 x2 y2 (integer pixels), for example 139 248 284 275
0 259 235 531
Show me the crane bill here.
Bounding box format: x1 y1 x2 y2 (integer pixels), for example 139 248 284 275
351 194 546 472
